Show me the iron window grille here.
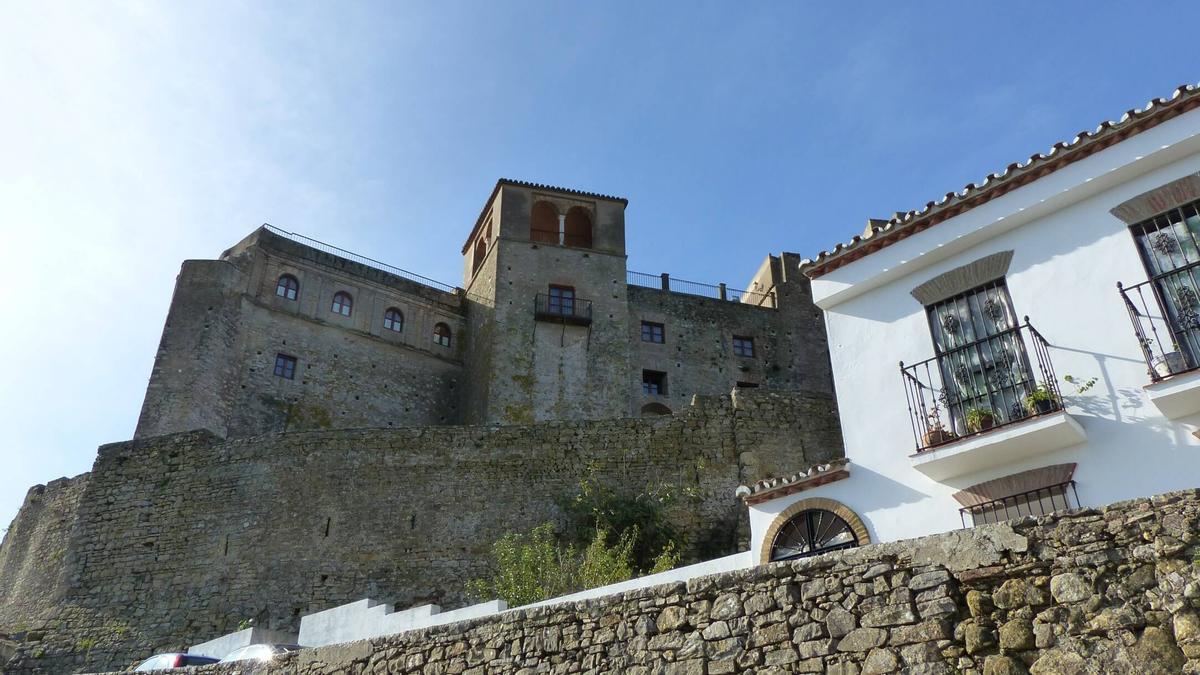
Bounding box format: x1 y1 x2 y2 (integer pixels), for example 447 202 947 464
768 509 859 562
732 336 755 357
641 321 665 343
959 481 1078 527
642 370 667 395
275 274 299 300
273 354 297 380
901 279 1063 452
1119 200 1200 381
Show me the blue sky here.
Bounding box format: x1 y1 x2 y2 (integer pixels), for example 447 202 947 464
0 1 1196 530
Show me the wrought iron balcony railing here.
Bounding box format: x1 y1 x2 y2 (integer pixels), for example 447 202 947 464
534 293 592 325
1118 276 1200 382
900 319 1063 452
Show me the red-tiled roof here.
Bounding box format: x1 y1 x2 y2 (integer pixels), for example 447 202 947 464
804 83 1200 278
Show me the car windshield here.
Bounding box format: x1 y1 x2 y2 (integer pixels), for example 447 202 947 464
221 644 274 662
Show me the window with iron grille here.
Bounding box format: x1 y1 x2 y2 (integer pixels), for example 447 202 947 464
732 336 755 357
961 482 1078 526
383 308 404 333
331 291 353 317
273 354 297 380
275 274 299 300
642 370 666 395
548 285 575 316
768 509 858 562
1128 200 1200 373
926 279 1034 433
641 321 665 343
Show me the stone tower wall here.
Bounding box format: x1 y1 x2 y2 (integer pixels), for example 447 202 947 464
0 390 842 673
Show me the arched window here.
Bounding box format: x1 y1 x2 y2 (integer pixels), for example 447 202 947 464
433 322 452 347
275 274 299 301
383 308 404 332
531 201 559 244
473 238 487 273
331 292 353 317
768 509 859 562
564 207 593 248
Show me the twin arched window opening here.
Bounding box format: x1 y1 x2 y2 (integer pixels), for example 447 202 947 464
531 201 593 249
276 274 299 301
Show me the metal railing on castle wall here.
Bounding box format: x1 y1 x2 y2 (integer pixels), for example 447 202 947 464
626 270 776 307
263 225 459 294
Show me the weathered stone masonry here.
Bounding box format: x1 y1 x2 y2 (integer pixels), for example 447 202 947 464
0 390 842 674
98 489 1200 675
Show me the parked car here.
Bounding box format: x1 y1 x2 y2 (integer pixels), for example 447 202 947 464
133 653 219 670
219 643 303 663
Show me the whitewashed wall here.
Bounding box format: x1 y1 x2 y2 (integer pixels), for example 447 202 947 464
752 106 1200 554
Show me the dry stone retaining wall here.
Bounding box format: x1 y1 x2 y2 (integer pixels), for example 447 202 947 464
113 489 1200 675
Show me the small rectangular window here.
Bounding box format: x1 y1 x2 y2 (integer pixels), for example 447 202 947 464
273 354 297 380
548 285 575 316
732 336 755 358
642 370 667 395
736 381 759 388
962 483 1077 526
641 321 665 344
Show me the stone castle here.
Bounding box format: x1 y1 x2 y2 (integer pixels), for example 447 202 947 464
0 179 844 673
137 178 834 440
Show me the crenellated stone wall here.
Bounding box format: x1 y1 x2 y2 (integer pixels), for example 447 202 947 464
80 488 1200 675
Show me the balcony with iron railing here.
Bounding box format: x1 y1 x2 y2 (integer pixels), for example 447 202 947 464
534 293 593 326
626 270 776 308
1119 272 1200 418
900 318 1086 481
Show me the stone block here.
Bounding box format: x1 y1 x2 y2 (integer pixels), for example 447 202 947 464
836 627 888 652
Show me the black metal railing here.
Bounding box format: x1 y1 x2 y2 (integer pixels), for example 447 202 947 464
901 318 1063 452
1118 276 1200 382
534 293 592 325
626 270 776 307
958 481 1078 528
264 224 458 293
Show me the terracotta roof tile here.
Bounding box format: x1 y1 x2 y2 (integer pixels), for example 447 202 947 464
803 83 1200 278
738 458 850 505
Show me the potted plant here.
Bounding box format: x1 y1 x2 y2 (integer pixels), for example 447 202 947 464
922 414 958 447
965 406 996 433
1152 349 1187 378
1024 385 1060 415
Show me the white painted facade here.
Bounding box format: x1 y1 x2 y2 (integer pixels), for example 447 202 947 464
750 99 1200 558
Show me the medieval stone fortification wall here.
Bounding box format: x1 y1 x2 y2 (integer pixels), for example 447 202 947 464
87 489 1200 675
0 390 841 674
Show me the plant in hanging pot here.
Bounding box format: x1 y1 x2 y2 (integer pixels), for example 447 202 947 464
1151 346 1187 378
922 413 958 447
964 406 996 433
1024 385 1060 415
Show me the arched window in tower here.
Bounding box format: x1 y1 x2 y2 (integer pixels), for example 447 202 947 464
275 274 299 300
473 238 487 273
531 201 559 244
433 322 452 348
331 291 353 317
564 207 593 248
383 307 404 333
768 509 859 562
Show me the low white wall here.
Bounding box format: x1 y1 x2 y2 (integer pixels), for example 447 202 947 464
525 551 755 609
188 627 298 659
298 598 507 648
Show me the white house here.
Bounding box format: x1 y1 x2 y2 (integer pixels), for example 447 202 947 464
746 83 1200 564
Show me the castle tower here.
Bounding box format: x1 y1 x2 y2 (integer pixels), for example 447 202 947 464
460 180 631 423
